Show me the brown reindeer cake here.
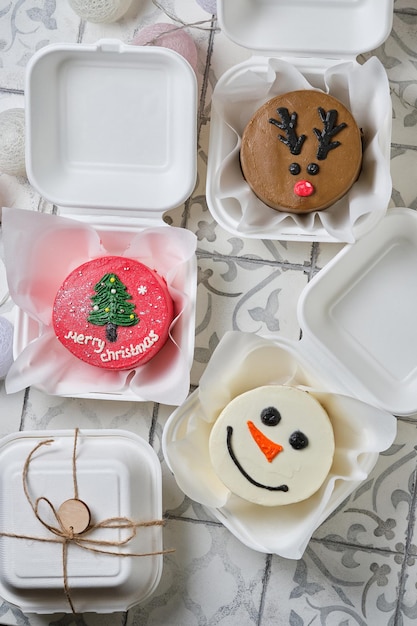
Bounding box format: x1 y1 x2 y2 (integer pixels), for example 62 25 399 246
240 90 362 214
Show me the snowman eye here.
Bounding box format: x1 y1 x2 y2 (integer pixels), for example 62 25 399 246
260 406 281 426
289 430 309 450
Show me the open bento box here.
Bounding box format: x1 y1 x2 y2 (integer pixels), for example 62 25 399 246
3 40 198 404
162 207 417 558
206 0 394 242
0 429 164 614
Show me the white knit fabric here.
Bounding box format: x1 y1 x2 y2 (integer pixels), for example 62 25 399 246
69 0 132 23
0 108 26 177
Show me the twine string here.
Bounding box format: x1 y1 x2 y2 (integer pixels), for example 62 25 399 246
0 429 173 613
150 0 218 34
72 426 79 500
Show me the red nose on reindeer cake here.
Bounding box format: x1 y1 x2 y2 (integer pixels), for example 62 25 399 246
240 90 362 214
294 180 314 198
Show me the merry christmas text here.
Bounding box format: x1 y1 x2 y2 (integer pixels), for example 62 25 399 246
63 329 160 362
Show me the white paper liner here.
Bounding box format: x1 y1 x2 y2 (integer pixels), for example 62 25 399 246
163 331 397 558
2 208 197 404
211 56 392 242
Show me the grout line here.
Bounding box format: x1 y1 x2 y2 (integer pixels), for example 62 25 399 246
394 8 417 16
310 535 405 558
391 142 417 152
18 387 31 431
164 513 410 559
164 512 223 527
181 15 217 230
149 402 160 447
307 241 320 281
397 414 417 425
393 463 417 623
258 554 272 626
0 87 24 96
196 248 312 272
77 18 86 43
197 15 217 133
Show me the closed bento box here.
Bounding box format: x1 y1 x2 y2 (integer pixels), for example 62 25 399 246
0 429 165 614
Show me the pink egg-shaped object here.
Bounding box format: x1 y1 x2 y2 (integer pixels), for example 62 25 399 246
195 0 217 14
132 23 198 73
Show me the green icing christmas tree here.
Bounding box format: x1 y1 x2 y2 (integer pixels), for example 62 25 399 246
88 272 139 342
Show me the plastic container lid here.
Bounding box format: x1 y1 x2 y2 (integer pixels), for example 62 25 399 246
298 208 417 417
25 40 197 218
218 0 394 58
0 429 164 614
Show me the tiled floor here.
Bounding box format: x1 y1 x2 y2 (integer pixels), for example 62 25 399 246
1 1 417 625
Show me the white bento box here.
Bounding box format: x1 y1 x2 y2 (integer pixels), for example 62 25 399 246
206 0 394 242
162 207 417 558
0 429 164 614
3 40 198 404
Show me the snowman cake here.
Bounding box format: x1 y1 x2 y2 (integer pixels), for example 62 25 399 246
240 90 362 214
52 256 174 370
209 385 335 506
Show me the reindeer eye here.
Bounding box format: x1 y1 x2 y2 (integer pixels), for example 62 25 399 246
307 163 320 175
289 163 301 175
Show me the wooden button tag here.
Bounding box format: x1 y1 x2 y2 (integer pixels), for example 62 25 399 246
58 499 91 534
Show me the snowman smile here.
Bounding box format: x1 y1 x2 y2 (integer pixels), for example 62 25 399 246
226 426 289 492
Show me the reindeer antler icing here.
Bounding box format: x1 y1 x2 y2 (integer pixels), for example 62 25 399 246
269 108 306 156
313 107 347 160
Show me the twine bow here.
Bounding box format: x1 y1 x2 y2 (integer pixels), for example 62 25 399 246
0 429 173 613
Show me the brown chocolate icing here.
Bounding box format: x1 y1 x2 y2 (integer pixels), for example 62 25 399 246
240 90 362 214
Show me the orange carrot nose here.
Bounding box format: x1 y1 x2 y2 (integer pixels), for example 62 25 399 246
247 420 283 462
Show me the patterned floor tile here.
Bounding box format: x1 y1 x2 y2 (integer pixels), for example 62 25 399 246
192 255 307 384
0 0 81 91
313 419 417 555
127 516 267 626
264 542 403 626
0 383 24 435
21 387 154 442
390 146 417 209
400 557 417 624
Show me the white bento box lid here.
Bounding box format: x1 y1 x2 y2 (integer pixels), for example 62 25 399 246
218 0 394 58
298 207 417 417
25 40 197 220
0 429 163 614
